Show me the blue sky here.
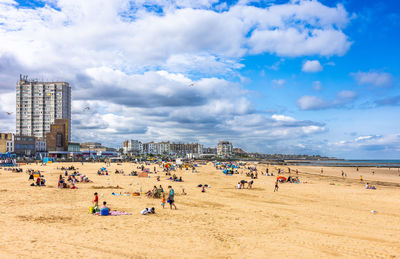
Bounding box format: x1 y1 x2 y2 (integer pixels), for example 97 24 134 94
0 0 399 158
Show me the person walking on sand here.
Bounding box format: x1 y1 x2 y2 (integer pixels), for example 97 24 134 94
274 181 279 192
167 186 177 210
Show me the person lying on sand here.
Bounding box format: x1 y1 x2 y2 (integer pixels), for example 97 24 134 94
141 207 155 215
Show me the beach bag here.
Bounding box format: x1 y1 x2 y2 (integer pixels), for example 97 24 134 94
89 206 95 214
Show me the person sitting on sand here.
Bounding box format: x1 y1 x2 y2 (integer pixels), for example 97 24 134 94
237 182 241 189
70 182 77 189
101 201 110 216
182 188 186 195
201 186 206 192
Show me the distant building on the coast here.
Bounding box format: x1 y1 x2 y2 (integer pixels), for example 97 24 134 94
233 147 247 156
170 142 203 156
80 142 116 156
123 140 143 154
203 147 217 155
0 133 13 153
16 75 71 141
14 135 36 156
68 142 81 152
46 119 69 152
129 140 204 156
217 141 233 157
142 141 156 155
156 141 171 155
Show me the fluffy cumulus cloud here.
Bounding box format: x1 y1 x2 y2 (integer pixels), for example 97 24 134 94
297 90 357 110
302 60 323 72
330 134 400 156
0 0 353 150
351 71 393 87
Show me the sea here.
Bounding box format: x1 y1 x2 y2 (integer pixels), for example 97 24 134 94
287 160 400 168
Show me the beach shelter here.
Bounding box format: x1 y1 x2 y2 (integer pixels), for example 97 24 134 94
43 157 55 164
277 176 287 181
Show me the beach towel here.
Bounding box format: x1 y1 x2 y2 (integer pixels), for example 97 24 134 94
94 211 132 216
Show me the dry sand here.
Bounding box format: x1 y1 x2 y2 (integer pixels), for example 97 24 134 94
0 162 399 258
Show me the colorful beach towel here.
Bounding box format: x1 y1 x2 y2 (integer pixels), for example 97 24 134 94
94 211 132 216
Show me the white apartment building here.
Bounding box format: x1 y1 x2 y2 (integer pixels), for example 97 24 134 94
156 141 170 155
35 139 47 152
217 141 233 157
16 75 71 141
123 140 143 154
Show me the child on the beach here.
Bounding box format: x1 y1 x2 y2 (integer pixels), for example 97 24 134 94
93 192 99 207
274 181 279 192
161 193 166 208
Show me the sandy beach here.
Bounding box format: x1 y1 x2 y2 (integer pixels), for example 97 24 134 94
0 162 399 258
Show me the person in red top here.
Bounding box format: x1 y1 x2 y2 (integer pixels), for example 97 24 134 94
93 192 99 207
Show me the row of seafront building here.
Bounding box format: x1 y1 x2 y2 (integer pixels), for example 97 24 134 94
123 140 234 158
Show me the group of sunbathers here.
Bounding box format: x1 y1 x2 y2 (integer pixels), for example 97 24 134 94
146 185 164 198
365 183 376 190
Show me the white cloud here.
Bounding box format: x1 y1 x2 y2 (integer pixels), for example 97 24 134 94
297 90 357 110
330 134 400 154
351 71 393 87
302 60 323 72
312 81 322 91
272 79 286 86
337 90 356 99
271 114 296 122
296 96 327 110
